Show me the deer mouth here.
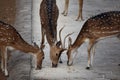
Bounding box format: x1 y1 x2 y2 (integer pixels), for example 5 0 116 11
52 63 58 68
36 65 42 70
67 60 73 66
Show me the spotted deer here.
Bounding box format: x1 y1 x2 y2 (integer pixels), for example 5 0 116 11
62 0 83 21
0 21 45 76
40 0 67 67
67 11 120 69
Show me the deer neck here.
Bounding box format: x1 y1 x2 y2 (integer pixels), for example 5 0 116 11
13 39 39 54
72 33 86 49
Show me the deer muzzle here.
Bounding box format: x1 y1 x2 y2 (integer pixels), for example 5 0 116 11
52 63 58 68
67 60 73 66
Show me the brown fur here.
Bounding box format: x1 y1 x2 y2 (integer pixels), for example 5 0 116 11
40 0 66 67
67 11 120 69
0 21 44 76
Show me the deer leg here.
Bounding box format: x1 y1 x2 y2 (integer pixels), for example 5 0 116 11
117 34 120 40
86 40 96 70
0 49 1 63
62 0 69 16
0 48 4 72
41 26 45 45
7 50 12 61
91 41 98 66
1 47 8 76
76 0 83 21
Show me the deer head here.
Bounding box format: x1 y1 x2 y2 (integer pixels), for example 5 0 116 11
50 27 74 67
66 36 79 66
33 43 45 69
50 27 66 67
50 43 65 67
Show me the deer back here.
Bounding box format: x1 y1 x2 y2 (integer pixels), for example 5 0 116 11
40 0 59 45
0 21 21 46
82 11 120 38
72 11 120 48
0 21 40 53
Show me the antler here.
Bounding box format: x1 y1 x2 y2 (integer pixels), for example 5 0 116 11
58 26 74 63
58 26 65 48
63 32 74 48
58 26 74 48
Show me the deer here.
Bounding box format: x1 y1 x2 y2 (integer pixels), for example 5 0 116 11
66 11 120 69
0 21 45 76
40 0 67 67
62 0 83 21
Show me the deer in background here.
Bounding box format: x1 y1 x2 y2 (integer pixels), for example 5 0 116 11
67 11 120 69
40 0 66 67
0 21 45 76
62 0 83 21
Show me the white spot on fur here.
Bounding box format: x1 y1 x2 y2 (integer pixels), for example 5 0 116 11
85 38 90 42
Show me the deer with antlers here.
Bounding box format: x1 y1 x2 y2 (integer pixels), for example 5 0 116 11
0 21 45 76
67 11 120 69
62 0 83 21
40 0 67 67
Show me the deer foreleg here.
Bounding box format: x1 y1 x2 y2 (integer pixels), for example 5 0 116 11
1 47 8 76
76 0 83 21
86 40 96 70
41 26 45 45
0 49 4 72
62 0 69 16
91 41 98 66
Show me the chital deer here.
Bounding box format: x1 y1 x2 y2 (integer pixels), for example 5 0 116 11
62 0 83 21
0 21 44 76
40 0 66 67
67 11 120 69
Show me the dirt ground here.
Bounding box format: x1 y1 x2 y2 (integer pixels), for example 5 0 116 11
0 0 16 80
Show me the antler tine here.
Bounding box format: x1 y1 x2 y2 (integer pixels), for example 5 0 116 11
63 32 74 48
40 43 45 50
59 26 65 46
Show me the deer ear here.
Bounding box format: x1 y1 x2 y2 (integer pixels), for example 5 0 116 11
56 41 61 47
40 44 45 50
68 37 72 48
33 42 39 49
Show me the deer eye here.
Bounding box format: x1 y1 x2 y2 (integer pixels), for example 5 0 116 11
56 53 58 56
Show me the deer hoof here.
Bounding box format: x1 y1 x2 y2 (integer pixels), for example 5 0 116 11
59 60 63 63
86 67 90 70
5 74 9 77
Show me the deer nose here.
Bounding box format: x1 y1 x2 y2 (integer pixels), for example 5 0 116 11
36 65 42 70
67 60 73 66
52 63 58 68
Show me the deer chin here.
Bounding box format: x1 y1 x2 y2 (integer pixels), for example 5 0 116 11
52 63 58 68
67 48 78 66
36 65 42 70
67 60 73 66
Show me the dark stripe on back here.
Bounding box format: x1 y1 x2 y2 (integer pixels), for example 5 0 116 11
46 0 55 38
